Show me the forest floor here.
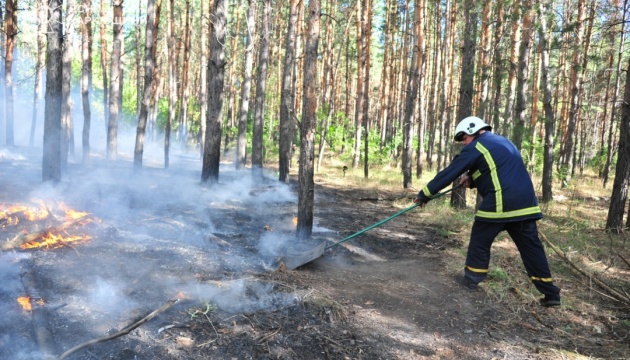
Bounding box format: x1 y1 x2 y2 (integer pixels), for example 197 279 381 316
1 147 629 359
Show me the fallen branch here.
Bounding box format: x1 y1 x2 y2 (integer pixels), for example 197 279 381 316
539 231 630 306
619 253 630 271
0 216 88 251
59 296 181 359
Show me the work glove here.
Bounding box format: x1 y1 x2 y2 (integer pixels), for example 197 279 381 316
414 191 429 207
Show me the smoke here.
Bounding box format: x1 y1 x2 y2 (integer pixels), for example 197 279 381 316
189 279 298 314
0 253 30 293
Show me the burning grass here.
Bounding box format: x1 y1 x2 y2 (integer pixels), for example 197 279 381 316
0 201 94 251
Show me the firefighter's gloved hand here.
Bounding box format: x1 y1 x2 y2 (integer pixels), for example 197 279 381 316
413 192 429 208
459 175 473 189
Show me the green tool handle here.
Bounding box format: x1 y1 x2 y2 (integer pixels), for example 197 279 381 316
325 185 461 250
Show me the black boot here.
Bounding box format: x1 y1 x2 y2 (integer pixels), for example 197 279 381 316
539 294 561 307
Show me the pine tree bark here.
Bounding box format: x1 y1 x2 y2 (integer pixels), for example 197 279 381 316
414 0 427 179
179 0 191 144
252 0 269 179
80 0 93 164
502 3 521 136
278 0 298 183
134 0 158 169
61 0 76 168
452 0 477 209
352 0 365 169
362 0 372 178
43 0 63 182
30 0 47 147
99 0 109 121
296 0 320 240
403 0 424 188
198 0 210 158
603 0 627 188
560 0 586 182
512 0 533 150
107 0 123 160
537 1 556 203
490 2 505 133
201 0 227 183
164 0 177 168
4 0 16 146
236 0 257 170
606 57 630 232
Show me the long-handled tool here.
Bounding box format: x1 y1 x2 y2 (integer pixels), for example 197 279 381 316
283 185 461 269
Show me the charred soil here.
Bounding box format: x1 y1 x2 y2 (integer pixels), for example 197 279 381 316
1 151 628 360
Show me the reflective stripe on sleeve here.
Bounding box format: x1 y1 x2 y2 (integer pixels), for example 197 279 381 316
475 142 503 213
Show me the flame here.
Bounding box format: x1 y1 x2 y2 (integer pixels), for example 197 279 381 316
17 296 31 311
1 205 49 222
59 202 90 221
21 232 92 250
293 217 298 226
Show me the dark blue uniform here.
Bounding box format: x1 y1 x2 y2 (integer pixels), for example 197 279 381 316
418 132 560 299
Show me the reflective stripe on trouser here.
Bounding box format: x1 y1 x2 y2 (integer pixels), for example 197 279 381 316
464 220 561 297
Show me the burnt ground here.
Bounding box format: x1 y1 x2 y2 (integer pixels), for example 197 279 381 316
1 147 629 360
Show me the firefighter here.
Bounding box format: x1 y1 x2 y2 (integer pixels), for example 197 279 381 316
415 116 561 307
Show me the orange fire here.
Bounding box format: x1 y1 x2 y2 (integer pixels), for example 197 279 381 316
16 296 45 310
21 232 92 250
293 217 298 226
17 296 32 311
59 202 90 221
1 204 49 222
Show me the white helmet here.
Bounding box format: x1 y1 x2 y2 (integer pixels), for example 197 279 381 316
454 116 492 142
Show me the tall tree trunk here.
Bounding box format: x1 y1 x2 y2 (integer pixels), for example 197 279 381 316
502 3 521 137
603 0 627 188
198 0 210 158
224 0 242 149
606 57 630 232
31 0 47 147
528 45 541 173
43 0 63 182
252 0 270 179
99 0 109 122
436 0 453 172
165 0 177 168
134 0 158 169
4 0 16 146
476 1 492 118
362 0 372 178
452 0 477 209
512 0 533 150
236 0 257 169
179 0 191 144
135 4 142 119
490 2 505 134
107 0 123 160
415 0 427 178
403 0 424 188
201 0 227 183
61 0 76 168
352 0 364 169
538 1 556 203
296 0 320 240
0 7 5 145
560 0 586 183
278 0 298 183
80 0 93 164
426 0 442 170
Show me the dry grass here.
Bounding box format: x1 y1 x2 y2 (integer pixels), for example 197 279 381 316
310 159 630 358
